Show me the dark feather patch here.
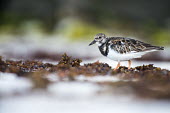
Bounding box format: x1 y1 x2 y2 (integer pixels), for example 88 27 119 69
108 37 163 54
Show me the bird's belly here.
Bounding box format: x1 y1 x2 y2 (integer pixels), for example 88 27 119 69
107 50 144 61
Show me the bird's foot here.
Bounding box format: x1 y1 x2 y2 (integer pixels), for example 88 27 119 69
114 62 120 71
113 68 118 71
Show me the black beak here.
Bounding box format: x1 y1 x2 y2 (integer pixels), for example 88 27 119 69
89 40 96 46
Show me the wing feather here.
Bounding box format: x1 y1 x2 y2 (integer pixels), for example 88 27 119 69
108 37 163 54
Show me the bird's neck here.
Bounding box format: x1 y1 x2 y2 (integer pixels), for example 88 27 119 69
98 42 109 56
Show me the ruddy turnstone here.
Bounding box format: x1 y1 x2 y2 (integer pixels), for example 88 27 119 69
89 33 164 70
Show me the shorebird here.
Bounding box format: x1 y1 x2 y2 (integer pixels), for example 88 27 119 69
89 33 164 70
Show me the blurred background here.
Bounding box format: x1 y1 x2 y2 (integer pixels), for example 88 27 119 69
0 0 170 60
1 1 170 113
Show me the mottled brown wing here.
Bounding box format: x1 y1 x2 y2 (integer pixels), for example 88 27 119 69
108 37 163 54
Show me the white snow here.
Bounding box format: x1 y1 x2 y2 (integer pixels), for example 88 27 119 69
76 75 120 82
0 73 32 96
48 82 100 99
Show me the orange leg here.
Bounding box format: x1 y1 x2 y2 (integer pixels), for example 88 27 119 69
128 60 131 69
114 62 120 70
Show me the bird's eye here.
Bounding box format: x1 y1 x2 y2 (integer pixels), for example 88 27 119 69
98 37 101 39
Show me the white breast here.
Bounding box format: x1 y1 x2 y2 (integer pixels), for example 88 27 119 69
107 46 148 61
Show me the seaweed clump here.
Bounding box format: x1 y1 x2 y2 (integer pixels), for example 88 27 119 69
51 54 110 78
111 64 169 81
57 53 82 67
50 53 82 72
83 61 111 75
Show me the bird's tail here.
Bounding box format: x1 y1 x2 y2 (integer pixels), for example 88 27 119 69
144 46 164 52
154 46 164 50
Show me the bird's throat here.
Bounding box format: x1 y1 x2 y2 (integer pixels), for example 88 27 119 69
98 43 108 56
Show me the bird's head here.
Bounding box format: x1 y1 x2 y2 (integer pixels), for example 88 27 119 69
89 33 107 46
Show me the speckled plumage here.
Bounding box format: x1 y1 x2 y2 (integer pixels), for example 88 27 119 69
108 37 164 54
